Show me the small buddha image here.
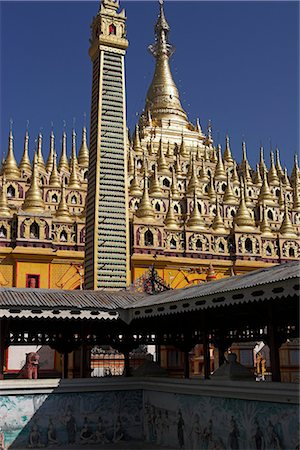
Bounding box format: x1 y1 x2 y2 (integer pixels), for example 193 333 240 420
27 275 39 288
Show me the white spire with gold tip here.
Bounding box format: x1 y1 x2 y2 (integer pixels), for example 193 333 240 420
291 154 300 185
19 129 32 174
22 153 45 213
78 126 89 168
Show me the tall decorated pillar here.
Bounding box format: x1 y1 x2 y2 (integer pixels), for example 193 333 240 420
85 0 130 289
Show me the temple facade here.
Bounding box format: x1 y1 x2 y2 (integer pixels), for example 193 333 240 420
0 0 299 294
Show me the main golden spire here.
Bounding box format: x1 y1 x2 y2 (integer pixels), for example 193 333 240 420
19 129 32 174
4 128 20 178
144 0 188 124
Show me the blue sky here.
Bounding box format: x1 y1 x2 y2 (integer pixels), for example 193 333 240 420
0 1 299 171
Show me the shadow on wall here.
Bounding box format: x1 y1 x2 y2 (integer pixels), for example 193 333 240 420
0 383 143 449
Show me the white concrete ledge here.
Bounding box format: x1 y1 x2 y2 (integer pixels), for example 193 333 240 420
0 377 298 404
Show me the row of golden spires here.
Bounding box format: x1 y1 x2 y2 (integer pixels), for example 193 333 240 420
2 127 89 180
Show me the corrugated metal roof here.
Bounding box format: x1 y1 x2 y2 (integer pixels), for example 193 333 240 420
0 287 143 310
125 261 300 309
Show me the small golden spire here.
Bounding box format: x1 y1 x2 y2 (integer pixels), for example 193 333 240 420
258 168 275 205
206 263 217 282
214 144 226 180
267 151 279 186
49 151 61 187
149 163 163 197
206 120 213 146
19 129 32 174
243 176 251 206
279 196 296 237
145 0 188 124
207 173 216 202
70 129 79 171
187 190 206 231
68 151 81 189
46 130 55 173
241 141 252 183
223 171 237 204
157 138 169 173
78 126 89 168
56 181 72 222
171 167 180 199
282 167 292 190
129 158 142 196
164 190 178 229
37 133 46 173
259 146 267 175
253 163 262 186
291 154 300 185
22 153 45 213
133 125 143 155
211 197 226 233
232 161 240 186
233 179 255 229
175 154 183 177
58 131 70 173
136 172 155 221
275 148 284 178
180 134 189 158
187 156 200 194
4 128 20 178
223 135 233 164
0 176 11 217
260 204 272 236
199 160 209 183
